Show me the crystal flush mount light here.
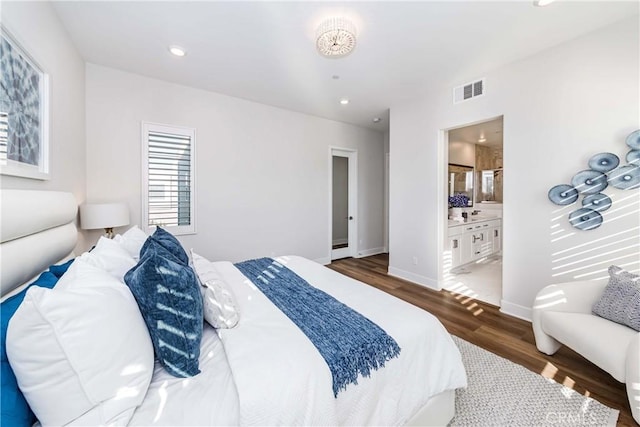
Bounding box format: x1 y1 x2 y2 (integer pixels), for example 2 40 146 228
316 18 357 58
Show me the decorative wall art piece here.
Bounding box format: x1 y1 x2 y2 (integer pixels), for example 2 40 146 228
0 25 49 180
548 184 579 205
548 129 640 230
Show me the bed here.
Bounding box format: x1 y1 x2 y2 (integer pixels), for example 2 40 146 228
1 189 467 426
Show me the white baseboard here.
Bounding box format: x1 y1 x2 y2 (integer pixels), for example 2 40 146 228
388 266 440 290
499 300 532 322
355 247 385 258
313 257 331 265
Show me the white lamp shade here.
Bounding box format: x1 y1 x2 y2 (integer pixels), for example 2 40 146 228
80 203 130 230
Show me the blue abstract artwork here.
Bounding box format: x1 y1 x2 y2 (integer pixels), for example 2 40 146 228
0 26 48 179
548 129 640 230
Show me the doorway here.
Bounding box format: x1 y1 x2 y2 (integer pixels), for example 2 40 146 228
443 116 503 306
330 148 357 260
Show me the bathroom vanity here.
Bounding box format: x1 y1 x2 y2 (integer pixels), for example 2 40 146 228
447 217 502 269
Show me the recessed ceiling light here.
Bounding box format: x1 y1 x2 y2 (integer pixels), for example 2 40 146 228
372 117 382 123
533 0 555 6
169 45 186 57
340 98 349 105
478 137 487 143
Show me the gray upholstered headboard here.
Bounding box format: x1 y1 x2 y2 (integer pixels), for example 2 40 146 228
0 189 78 297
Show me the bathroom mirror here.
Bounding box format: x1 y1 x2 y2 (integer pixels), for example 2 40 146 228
448 164 474 207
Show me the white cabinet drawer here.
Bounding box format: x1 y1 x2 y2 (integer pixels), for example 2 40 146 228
447 217 501 269
448 225 465 237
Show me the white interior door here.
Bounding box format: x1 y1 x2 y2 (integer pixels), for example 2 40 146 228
330 148 357 260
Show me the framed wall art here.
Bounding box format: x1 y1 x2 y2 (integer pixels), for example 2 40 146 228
0 25 49 180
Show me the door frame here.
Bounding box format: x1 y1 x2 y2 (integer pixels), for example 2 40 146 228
384 152 390 253
438 115 504 300
329 147 358 260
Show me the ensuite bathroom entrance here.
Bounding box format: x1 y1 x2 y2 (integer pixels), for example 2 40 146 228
444 116 504 306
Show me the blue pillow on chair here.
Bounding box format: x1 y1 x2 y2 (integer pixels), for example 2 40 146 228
1 267 64 427
143 227 189 265
124 239 203 378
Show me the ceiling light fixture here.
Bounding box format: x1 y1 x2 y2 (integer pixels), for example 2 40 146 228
533 0 555 6
478 137 487 143
169 45 186 57
316 18 357 58
340 98 350 105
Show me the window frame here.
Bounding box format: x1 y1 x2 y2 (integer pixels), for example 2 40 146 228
141 122 196 236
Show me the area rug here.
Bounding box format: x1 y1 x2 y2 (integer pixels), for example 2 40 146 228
449 336 619 426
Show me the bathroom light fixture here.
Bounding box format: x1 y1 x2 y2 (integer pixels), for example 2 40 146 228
533 0 555 6
169 45 186 57
340 98 350 105
316 18 357 58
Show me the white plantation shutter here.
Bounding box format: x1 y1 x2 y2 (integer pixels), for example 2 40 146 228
142 123 195 235
0 112 7 164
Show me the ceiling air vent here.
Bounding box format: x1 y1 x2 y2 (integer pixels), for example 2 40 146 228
453 78 485 104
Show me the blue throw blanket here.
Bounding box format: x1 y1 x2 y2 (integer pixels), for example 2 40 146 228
234 257 401 397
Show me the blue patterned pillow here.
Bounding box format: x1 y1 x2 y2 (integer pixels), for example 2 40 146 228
592 266 640 331
143 227 189 265
1 260 72 427
124 240 203 377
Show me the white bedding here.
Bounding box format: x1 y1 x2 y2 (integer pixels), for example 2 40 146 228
212 256 467 426
129 327 240 426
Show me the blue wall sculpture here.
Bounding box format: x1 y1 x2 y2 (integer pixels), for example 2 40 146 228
548 129 640 230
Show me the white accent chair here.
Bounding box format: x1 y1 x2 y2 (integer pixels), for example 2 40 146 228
532 279 640 424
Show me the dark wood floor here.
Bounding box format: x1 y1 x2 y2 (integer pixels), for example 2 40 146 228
328 254 635 427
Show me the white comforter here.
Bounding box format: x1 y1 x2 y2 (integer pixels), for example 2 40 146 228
213 256 467 426
129 327 240 426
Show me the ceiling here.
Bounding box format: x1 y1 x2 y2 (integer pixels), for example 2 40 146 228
449 117 503 148
52 1 638 132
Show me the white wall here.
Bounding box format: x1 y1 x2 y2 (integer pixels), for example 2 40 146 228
389 17 639 320
85 64 385 263
383 131 390 251
0 1 87 250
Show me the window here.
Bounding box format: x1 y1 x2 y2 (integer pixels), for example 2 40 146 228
142 123 195 235
0 112 7 164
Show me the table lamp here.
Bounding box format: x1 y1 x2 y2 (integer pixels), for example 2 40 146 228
80 202 130 238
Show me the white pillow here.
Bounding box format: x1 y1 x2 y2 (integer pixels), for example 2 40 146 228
79 236 137 282
114 226 148 260
191 250 240 328
6 261 154 426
